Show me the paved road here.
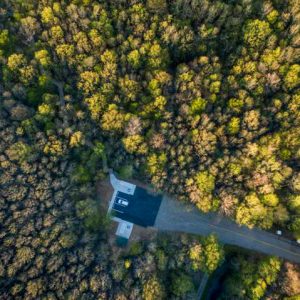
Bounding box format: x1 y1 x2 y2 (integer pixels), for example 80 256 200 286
196 273 209 300
154 196 300 263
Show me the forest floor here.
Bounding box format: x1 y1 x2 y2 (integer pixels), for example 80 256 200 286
97 177 114 212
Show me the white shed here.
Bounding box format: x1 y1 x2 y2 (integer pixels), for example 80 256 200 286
116 221 133 239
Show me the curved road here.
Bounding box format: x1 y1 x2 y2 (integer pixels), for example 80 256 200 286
154 196 300 263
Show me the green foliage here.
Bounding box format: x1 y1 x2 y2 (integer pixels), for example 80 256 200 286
171 272 194 297
1 1 300 298
284 64 300 90
35 50 51 68
227 117 240 135
21 118 37 135
117 164 133 179
155 249 167 271
289 217 300 239
228 98 244 113
284 296 300 300
146 152 167 175
147 0 167 12
0 29 9 51
16 247 34 265
101 104 125 132
280 148 292 160
128 49 142 69
142 276 165 300
187 171 218 213
220 256 281 300
76 198 109 232
38 103 54 117
84 211 105 232
236 193 269 229
41 7 55 24
72 165 92 183
128 241 143 256
261 193 279 207
43 136 64 156
229 163 242 176
7 53 26 70
122 134 147 154
124 259 131 269
78 71 100 95
69 131 84 148
56 44 75 61
6 142 32 162
147 43 169 70
50 25 64 40
59 232 77 248
202 234 224 273
26 279 43 298
189 243 203 271
195 171 215 194
289 195 300 213
243 19 272 49
85 93 107 120
93 142 105 157
190 97 207 115
26 87 45 107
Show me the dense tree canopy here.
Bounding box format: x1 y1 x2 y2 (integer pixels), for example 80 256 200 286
0 0 299 298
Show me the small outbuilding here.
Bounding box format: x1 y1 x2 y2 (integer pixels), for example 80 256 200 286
116 221 133 239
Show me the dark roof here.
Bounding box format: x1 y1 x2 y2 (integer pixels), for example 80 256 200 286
115 236 128 247
112 186 162 227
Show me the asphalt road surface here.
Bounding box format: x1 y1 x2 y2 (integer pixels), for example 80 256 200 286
154 196 300 263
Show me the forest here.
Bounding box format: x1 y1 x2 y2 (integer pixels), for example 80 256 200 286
0 0 300 299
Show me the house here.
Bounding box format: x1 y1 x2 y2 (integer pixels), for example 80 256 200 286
108 172 162 241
